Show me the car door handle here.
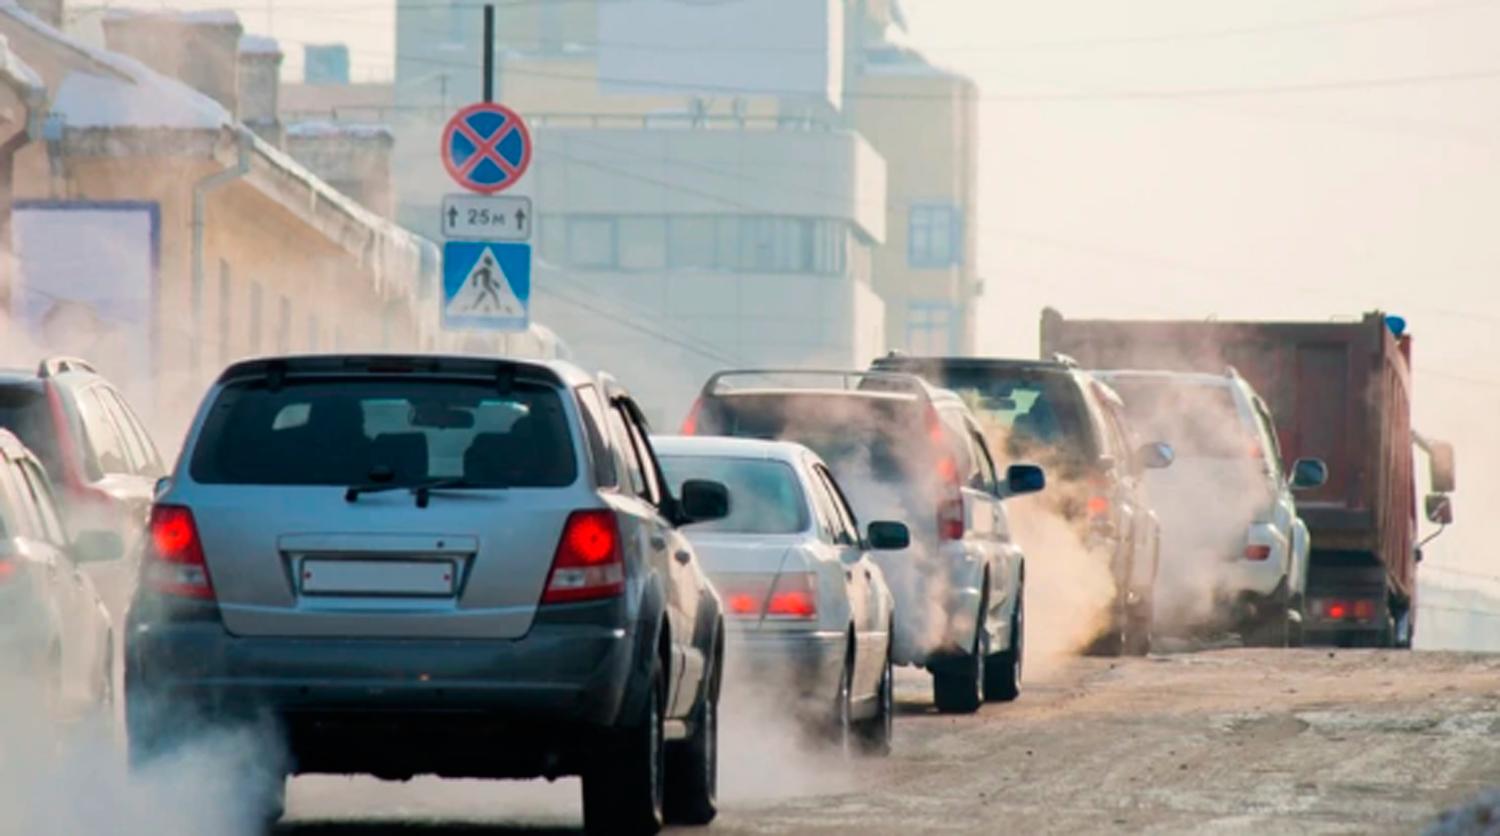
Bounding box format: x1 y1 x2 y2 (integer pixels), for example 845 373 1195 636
674 550 691 565
650 535 668 550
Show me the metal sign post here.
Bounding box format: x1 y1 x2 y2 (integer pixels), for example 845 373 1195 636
436 3 534 335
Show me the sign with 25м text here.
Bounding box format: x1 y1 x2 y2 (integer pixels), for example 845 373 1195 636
442 194 531 242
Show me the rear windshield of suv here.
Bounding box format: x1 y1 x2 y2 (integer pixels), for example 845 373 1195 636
705 393 935 484
660 455 809 535
0 386 63 481
190 378 577 487
1104 378 1257 459
921 367 1096 462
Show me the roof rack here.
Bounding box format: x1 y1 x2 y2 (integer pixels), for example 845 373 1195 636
1051 352 1080 368
37 356 97 378
1225 364 1244 379
702 368 933 400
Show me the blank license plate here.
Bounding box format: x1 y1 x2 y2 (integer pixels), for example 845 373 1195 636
300 560 456 596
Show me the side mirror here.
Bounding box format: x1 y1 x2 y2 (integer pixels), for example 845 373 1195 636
1290 458 1328 491
1004 464 1046 497
1428 441 1456 494
678 479 730 524
72 529 124 564
1136 442 1174 470
866 521 910 551
1425 493 1454 525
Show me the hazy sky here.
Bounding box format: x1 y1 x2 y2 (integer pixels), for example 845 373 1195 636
105 0 1500 579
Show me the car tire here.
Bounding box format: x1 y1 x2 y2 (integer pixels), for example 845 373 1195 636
584 662 666 836
984 591 1023 702
1288 595 1306 648
664 646 719 826
932 602 986 715
1124 600 1152 657
855 639 894 757
830 651 854 755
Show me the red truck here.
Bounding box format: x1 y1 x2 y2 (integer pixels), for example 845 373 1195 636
1040 309 1455 647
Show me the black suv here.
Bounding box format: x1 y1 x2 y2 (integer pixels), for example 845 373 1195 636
0 358 164 615
873 354 1172 655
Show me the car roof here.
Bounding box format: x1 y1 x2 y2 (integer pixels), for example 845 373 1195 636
652 435 814 466
215 354 601 390
1093 370 1240 390
875 354 1077 374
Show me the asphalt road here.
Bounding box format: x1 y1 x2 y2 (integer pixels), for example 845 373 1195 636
272 649 1500 836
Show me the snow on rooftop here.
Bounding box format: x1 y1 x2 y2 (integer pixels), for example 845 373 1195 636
239 33 281 56
286 120 392 141
102 8 242 26
0 33 44 97
53 65 231 129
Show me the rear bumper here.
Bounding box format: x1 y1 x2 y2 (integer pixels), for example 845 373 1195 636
876 541 988 667
124 602 645 779
725 627 845 699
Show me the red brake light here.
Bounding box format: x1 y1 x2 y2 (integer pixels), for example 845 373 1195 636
1353 599 1377 620
543 510 624 604
144 505 214 600
680 398 703 436
1244 544 1272 561
1086 495 1111 518
726 593 758 616
1326 601 1348 620
936 456 964 541
766 573 817 619
0 557 18 584
767 589 816 618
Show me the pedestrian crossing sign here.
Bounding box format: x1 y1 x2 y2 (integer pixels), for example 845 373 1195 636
441 241 531 332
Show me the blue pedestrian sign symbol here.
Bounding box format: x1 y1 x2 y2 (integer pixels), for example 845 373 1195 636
442 241 531 332
441 102 533 195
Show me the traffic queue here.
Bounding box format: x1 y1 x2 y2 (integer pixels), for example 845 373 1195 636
0 312 1452 835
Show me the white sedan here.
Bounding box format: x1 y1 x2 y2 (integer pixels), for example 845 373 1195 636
654 436 904 756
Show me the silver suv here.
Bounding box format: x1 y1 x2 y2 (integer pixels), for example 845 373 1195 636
126 355 730 834
684 370 1045 714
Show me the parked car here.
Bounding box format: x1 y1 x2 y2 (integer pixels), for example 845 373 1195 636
0 357 164 616
126 355 731 834
1095 370 1327 646
654 435 902 754
682 369 1043 714
871 354 1171 656
0 429 120 718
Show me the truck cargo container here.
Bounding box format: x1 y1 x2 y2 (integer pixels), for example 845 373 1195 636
1040 309 1455 647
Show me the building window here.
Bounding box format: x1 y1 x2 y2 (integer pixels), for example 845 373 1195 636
668 216 717 269
277 296 292 353
618 216 666 271
218 261 232 365
909 203 961 268
248 281 263 353
568 217 616 268
908 301 956 355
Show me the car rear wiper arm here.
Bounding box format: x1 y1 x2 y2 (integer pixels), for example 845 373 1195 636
410 478 507 508
344 482 405 502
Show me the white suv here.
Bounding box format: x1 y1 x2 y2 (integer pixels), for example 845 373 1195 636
1097 370 1327 646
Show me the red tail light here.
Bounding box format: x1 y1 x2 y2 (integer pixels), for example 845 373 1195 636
144 505 214 600
717 572 817 619
1353 599 1377 620
0 556 18 584
936 456 964 541
1244 544 1272 561
542 510 625 604
766 573 817 619
680 398 703 436
1325 600 1349 620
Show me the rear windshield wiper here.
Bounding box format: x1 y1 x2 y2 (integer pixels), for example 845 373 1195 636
345 477 506 505
345 481 405 502
411 477 507 507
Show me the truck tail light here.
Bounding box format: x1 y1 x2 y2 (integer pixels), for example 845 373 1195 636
1244 544 1272 561
542 510 625 604
1353 599 1377 620
144 505 214 600
936 455 964 541
0 555 18 584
